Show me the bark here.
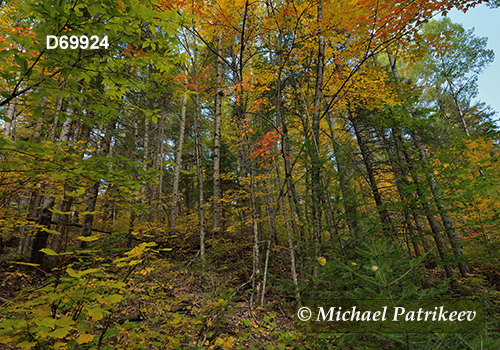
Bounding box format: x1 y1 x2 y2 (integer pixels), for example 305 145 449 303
81 182 100 238
212 32 223 236
193 39 206 266
400 141 455 279
45 195 73 269
3 101 16 139
157 115 165 222
446 78 470 137
350 110 395 238
388 129 422 257
249 161 261 307
48 80 67 141
415 140 469 276
276 165 300 299
388 51 457 278
326 110 360 236
29 114 73 266
32 96 47 143
141 118 150 222
81 120 116 247
260 240 271 306
170 63 188 233
311 0 325 276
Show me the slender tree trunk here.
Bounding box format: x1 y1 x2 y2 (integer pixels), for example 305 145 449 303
171 64 189 234
414 140 469 276
445 78 470 137
387 51 457 277
402 145 455 278
32 96 47 143
350 109 395 237
3 101 16 139
249 160 261 307
213 32 223 237
387 129 422 257
141 118 150 222
276 164 300 299
192 38 206 267
48 80 67 141
326 110 360 236
311 0 325 277
157 115 165 222
30 113 73 266
45 194 73 269
81 120 116 247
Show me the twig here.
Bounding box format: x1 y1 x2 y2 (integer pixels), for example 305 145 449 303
0 296 11 304
185 249 200 268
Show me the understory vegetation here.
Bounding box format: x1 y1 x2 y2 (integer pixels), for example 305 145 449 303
1 0 500 349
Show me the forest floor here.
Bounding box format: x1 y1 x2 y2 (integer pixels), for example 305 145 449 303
1 241 500 349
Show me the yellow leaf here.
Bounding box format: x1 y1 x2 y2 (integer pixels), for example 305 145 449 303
317 257 326 266
53 342 67 350
76 334 95 344
215 335 234 350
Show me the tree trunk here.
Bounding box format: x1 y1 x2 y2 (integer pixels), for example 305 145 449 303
350 109 395 238
192 38 206 267
171 63 189 234
30 113 73 266
212 32 223 237
446 77 470 137
387 51 457 278
141 118 150 222
326 110 360 236
3 101 16 139
81 120 116 247
311 0 325 276
415 139 469 277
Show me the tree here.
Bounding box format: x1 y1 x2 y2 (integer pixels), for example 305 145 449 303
412 17 494 136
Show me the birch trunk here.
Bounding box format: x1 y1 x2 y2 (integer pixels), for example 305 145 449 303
3 101 16 139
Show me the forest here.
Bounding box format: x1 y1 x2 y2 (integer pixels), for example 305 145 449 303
1 0 500 348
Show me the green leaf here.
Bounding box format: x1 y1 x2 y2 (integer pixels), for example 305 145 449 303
66 267 81 278
18 341 37 349
42 227 61 235
67 187 85 197
51 208 73 215
35 317 56 329
104 294 123 304
55 316 75 328
87 306 107 321
75 333 95 344
76 236 99 242
79 211 98 216
53 342 67 349
7 261 40 267
88 4 104 17
14 55 27 72
39 248 58 256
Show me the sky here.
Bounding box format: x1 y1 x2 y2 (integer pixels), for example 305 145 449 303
445 4 500 123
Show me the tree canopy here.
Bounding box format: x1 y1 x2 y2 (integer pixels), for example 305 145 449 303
1 0 499 349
